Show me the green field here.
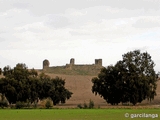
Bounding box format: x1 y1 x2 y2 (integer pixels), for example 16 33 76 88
0 109 160 120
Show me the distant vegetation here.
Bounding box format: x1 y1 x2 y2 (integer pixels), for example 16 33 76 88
77 99 94 109
92 50 158 105
0 64 72 108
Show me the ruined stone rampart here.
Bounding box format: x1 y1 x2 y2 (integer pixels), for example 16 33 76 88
42 58 103 75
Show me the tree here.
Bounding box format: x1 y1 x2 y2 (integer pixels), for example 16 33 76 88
0 63 73 106
119 50 157 104
0 68 2 75
0 64 34 104
0 78 17 104
40 76 73 105
0 93 8 108
92 66 123 105
92 50 158 105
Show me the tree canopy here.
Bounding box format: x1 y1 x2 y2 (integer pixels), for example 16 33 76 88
0 68 2 75
92 50 158 105
0 63 72 105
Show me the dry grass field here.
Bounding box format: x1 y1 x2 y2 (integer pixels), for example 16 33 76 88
44 73 106 107
45 73 160 108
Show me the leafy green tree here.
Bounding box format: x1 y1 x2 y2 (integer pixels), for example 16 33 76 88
0 78 17 104
92 66 122 105
92 50 158 105
0 93 8 108
29 78 42 103
43 77 73 105
0 63 73 106
119 50 157 104
3 65 13 78
0 64 38 104
0 68 2 75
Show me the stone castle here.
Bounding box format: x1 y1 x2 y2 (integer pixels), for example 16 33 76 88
42 58 103 75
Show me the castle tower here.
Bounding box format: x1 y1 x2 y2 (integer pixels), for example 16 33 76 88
43 59 50 70
95 59 102 66
70 58 75 65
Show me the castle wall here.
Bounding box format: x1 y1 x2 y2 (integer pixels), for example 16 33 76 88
42 58 103 75
71 64 102 75
45 64 103 75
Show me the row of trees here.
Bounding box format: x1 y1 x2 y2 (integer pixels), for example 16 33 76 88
92 50 158 105
0 64 72 105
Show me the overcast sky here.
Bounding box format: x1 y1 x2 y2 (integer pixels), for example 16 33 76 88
0 0 160 72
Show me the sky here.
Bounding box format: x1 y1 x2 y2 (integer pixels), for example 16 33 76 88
0 0 160 72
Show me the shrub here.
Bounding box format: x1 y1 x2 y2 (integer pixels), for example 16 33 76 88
88 99 94 109
45 100 52 109
0 100 8 108
26 99 30 108
77 104 83 109
98 105 100 109
33 102 38 108
15 101 25 109
77 100 94 109
83 102 88 109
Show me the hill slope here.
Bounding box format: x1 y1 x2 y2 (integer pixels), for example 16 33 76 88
45 73 106 105
46 73 160 106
